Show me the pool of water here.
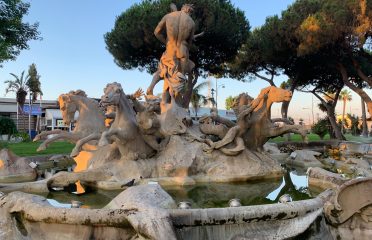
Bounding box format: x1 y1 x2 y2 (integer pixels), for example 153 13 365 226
44 189 122 209
164 167 312 208
42 167 314 209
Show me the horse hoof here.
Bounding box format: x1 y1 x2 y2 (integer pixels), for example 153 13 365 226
37 145 46 152
70 149 79 157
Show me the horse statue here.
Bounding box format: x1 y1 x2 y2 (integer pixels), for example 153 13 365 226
70 82 155 160
202 86 308 155
33 90 106 152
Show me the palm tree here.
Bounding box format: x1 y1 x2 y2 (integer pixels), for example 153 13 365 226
4 71 29 129
26 63 42 138
190 81 214 118
27 63 42 102
338 89 353 133
5 71 29 108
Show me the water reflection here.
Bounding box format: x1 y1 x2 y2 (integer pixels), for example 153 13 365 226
43 189 122 209
267 167 311 202
42 168 313 209
165 168 312 208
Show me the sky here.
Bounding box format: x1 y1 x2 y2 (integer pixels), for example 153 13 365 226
0 0 370 124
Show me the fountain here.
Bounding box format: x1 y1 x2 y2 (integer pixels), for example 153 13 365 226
0 3 371 240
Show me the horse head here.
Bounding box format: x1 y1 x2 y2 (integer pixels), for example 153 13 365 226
100 82 124 107
258 86 292 104
58 90 87 125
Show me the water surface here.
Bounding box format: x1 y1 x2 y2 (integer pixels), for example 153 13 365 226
45 167 313 209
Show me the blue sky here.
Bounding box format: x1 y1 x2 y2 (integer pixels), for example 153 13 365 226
0 0 369 123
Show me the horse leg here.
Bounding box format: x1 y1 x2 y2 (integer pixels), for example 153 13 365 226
269 125 308 142
37 132 79 152
98 129 119 147
33 129 63 141
70 133 101 157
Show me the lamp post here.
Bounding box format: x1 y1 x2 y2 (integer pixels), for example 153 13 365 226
214 79 225 115
311 95 314 125
211 88 215 108
28 93 32 140
302 107 312 125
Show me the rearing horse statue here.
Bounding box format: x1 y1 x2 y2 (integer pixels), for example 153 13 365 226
70 82 155 160
203 86 307 155
34 90 106 152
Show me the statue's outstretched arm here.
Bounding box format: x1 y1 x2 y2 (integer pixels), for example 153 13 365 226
188 25 195 46
193 31 204 40
128 88 146 112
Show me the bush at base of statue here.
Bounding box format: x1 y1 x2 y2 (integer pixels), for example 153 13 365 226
311 118 329 140
0 117 17 141
11 132 31 143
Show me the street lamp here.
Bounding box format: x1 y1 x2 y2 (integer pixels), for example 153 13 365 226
302 107 312 125
211 88 215 107
214 79 225 115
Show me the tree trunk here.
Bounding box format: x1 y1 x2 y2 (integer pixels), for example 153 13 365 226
338 63 372 116
327 107 345 140
281 101 291 141
342 99 346 134
312 91 345 140
281 83 296 141
361 97 369 137
352 57 372 87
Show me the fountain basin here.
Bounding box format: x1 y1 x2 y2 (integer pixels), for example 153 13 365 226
0 188 331 240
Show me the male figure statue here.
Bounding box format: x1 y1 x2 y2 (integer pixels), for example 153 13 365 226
154 4 195 75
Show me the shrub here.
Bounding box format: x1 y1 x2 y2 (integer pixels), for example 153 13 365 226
347 114 361 136
12 131 31 142
0 141 9 149
0 117 17 137
311 118 329 140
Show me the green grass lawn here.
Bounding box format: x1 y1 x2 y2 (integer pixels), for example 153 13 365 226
0 141 74 157
269 133 372 143
1 133 371 157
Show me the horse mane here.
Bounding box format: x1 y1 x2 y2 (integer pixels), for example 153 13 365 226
236 93 253 104
68 89 87 97
257 86 272 99
248 86 273 112
105 82 123 93
63 90 101 110
231 92 253 115
104 82 138 123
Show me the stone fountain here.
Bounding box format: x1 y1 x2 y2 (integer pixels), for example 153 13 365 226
0 3 371 239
